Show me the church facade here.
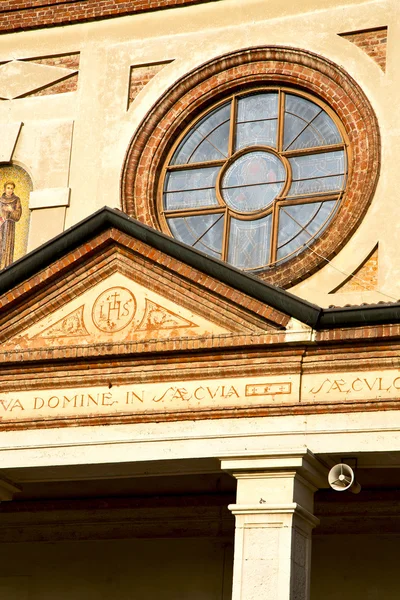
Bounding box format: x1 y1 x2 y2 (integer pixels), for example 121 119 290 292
0 1 399 598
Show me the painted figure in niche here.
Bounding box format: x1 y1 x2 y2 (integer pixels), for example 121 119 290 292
0 181 22 269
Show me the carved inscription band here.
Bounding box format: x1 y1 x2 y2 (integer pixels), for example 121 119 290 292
1 370 400 424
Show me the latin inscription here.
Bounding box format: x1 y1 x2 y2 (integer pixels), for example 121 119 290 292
2 369 400 423
0 375 296 422
302 370 400 402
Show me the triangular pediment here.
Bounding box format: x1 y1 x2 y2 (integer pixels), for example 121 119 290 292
5 271 232 351
0 208 397 429
0 208 323 361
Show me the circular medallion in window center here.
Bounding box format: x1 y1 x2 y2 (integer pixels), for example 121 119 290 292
221 150 286 214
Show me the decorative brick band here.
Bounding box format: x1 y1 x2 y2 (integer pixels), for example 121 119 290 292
0 0 210 34
121 46 380 289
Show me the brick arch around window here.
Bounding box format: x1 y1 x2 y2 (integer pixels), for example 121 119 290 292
121 46 380 288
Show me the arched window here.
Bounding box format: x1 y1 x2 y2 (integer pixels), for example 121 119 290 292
160 88 348 271
122 47 379 287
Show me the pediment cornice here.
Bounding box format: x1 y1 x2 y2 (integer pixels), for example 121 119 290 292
0 223 292 364
0 209 400 429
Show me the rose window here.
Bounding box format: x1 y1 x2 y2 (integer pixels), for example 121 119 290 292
160 89 348 271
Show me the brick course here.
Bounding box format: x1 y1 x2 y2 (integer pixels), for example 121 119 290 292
26 53 80 69
0 0 212 34
0 53 80 99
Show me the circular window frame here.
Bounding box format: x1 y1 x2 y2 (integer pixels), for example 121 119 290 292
121 46 380 288
218 145 289 217
158 86 350 269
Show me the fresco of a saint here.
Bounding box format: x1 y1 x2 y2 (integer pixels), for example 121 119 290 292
0 181 22 269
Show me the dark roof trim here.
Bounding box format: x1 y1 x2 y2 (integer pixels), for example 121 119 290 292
0 206 399 330
318 304 400 329
0 207 321 327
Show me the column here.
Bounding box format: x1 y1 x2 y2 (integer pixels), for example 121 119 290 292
221 450 328 600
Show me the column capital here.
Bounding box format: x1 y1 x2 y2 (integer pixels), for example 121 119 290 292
220 448 329 489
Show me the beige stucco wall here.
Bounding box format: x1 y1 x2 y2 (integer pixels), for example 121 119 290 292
0 0 397 306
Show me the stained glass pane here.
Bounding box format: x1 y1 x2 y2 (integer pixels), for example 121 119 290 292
283 114 308 150
285 125 321 151
277 200 336 260
277 230 311 261
164 188 219 210
284 95 321 150
288 151 345 196
286 94 321 123
207 121 230 153
303 200 337 236
192 214 224 257
171 102 231 165
290 174 344 196
165 166 220 193
190 121 230 163
278 203 321 247
237 93 279 122
167 213 224 259
312 112 342 146
228 214 272 269
222 151 286 212
284 94 342 151
235 120 278 151
286 112 342 151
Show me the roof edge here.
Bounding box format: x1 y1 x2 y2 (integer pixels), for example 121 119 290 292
1 206 399 331
318 304 400 329
0 207 321 327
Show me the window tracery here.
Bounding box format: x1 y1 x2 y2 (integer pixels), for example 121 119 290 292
122 47 380 287
161 89 348 270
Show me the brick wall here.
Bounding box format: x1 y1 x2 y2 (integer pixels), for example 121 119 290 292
128 61 172 109
26 53 80 70
27 74 78 97
340 27 387 72
334 246 378 293
0 0 213 34
25 53 80 97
